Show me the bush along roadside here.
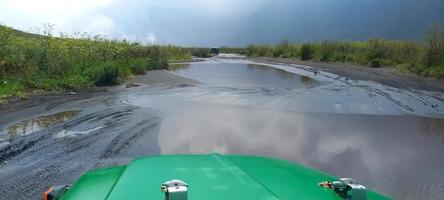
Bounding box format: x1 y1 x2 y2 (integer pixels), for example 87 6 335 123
0 25 192 100
243 25 444 78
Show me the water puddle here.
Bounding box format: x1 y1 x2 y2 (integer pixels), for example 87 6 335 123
0 110 80 147
166 61 444 117
169 63 318 88
155 105 444 199
125 60 444 199
53 126 103 139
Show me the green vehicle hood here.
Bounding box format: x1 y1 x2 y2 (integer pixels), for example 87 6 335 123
61 154 390 200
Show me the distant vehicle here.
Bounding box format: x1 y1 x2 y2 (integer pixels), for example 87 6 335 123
43 154 389 200
210 47 220 55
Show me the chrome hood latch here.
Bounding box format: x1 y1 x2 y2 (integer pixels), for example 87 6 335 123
161 179 188 200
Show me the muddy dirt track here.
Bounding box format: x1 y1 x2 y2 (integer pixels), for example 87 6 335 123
1 58 444 199
0 92 162 200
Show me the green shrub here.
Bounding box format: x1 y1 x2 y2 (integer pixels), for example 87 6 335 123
318 41 336 61
0 77 24 99
147 46 169 70
367 39 387 62
130 64 146 75
274 40 289 58
370 59 381 68
58 74 91 90
95 64 120 86
300 44 314 61
163 45 193 61
220 47 246 54
424 25 444 67
83 61 122 86
189 48 210 58
246 45 274 57
129 58 148 75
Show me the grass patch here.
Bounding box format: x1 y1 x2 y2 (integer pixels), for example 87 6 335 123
0 78 25 99
0 25 192 101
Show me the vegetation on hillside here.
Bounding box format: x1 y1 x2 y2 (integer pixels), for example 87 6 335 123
1 23 443 101
244 25 444 78
0 25 193 100
220 47 247 55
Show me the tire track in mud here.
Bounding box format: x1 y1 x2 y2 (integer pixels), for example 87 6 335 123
0 97 162 200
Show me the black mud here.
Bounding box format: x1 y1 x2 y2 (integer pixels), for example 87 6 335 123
0 94 161 200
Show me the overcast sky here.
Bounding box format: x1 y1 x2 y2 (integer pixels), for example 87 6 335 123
1 0 443 47
0 0 270 46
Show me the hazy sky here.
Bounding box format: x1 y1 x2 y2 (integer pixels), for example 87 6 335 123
0 0 270 46
1 0 443 46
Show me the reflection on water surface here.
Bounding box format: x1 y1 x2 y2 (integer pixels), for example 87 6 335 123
0 110 80 147
126 61 444 199
170 63 317 88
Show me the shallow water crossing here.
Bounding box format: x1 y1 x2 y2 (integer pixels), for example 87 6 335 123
124 59 444 199
1 59 444 200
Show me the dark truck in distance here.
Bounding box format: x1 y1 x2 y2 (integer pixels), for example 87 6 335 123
210 47 220 55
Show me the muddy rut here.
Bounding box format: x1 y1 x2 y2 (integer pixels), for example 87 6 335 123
0 94 161 200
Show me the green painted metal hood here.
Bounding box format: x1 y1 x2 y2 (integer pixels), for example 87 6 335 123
61 154 390 200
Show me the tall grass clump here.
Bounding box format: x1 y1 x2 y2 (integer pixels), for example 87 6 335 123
300 44 314 61
425 25 444 67
245 45 275 57
0 24 192 100
129 58 149 75
273 40 299 58
220 47 247 55
187 48 211 58
93 63 121 86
